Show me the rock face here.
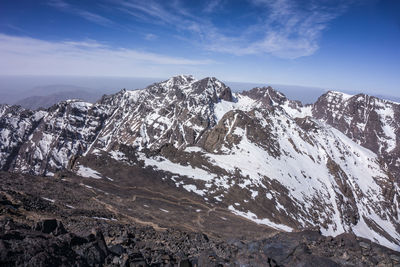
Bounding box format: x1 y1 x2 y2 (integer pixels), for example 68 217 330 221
0 75 400 253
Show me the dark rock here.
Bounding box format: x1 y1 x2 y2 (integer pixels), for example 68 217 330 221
127 252 148 266
178 259 192 267
334 233 359 250
391 254 400 263
33 219 67 235
109 243 125 256
359 241 371 250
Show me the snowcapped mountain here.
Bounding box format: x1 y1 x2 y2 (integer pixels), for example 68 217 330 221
0 75 399 251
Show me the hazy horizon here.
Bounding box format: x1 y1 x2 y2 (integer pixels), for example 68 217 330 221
1 75 400 108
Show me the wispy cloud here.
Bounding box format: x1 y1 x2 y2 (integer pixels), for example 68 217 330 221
116 1 224 45
210 0 352 58
118 0 176 25
43 0 355 59
233 0 351 58
203 0 224 14
48 0 114 27
3 24 31 35
118 0 196 28
115 0 353 59
144 33 157 41
0 34 214 76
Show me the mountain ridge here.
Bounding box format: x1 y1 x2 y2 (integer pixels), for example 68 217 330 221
1 75 399 252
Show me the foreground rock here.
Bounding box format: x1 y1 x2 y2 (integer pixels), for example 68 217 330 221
1 178 400 266
2 216 400 266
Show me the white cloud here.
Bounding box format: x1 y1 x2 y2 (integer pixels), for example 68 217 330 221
48 0 114 27
234 0 351 58
144 33 157 40
119 1 179 25
0 34 214 76
203 0 224 13
116 0 352 59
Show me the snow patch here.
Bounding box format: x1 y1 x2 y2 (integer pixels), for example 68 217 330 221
182 184 206 196
77 165 102 179
42 197 55 203
139 153 216 182
109 150 128 161
92 217 117 221
228 205 293 232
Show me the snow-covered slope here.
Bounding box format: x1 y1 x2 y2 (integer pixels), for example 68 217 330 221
313 91 400 181
0 76 399 251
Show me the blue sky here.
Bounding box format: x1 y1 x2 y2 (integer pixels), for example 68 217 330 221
0 0 399 96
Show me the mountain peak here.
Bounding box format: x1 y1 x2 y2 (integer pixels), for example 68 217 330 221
155 75 233 103
161 75 197 88
324 90 354 101
191 77 233 102
242 86 288 106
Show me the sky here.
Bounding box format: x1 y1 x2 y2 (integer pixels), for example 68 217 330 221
0 0 399 96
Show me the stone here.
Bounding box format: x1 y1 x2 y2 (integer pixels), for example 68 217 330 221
109 244 125 256
359 242 371 250
113 256 120 264
390 254 400 263
178 259 192 267
33 219 67 235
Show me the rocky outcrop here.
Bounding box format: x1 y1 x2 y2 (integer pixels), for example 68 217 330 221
4 217 400 267
242 86 286 106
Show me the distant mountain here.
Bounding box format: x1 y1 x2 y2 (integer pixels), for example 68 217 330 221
0 75 161 104
26 84 95 96
14 89 101 110
1 75 400 254
375 94 400 104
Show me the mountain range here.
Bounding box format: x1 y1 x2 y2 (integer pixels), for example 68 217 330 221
1 75 400 264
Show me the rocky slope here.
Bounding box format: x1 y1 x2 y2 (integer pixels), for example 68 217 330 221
2 171 400 266
0 75 399 254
